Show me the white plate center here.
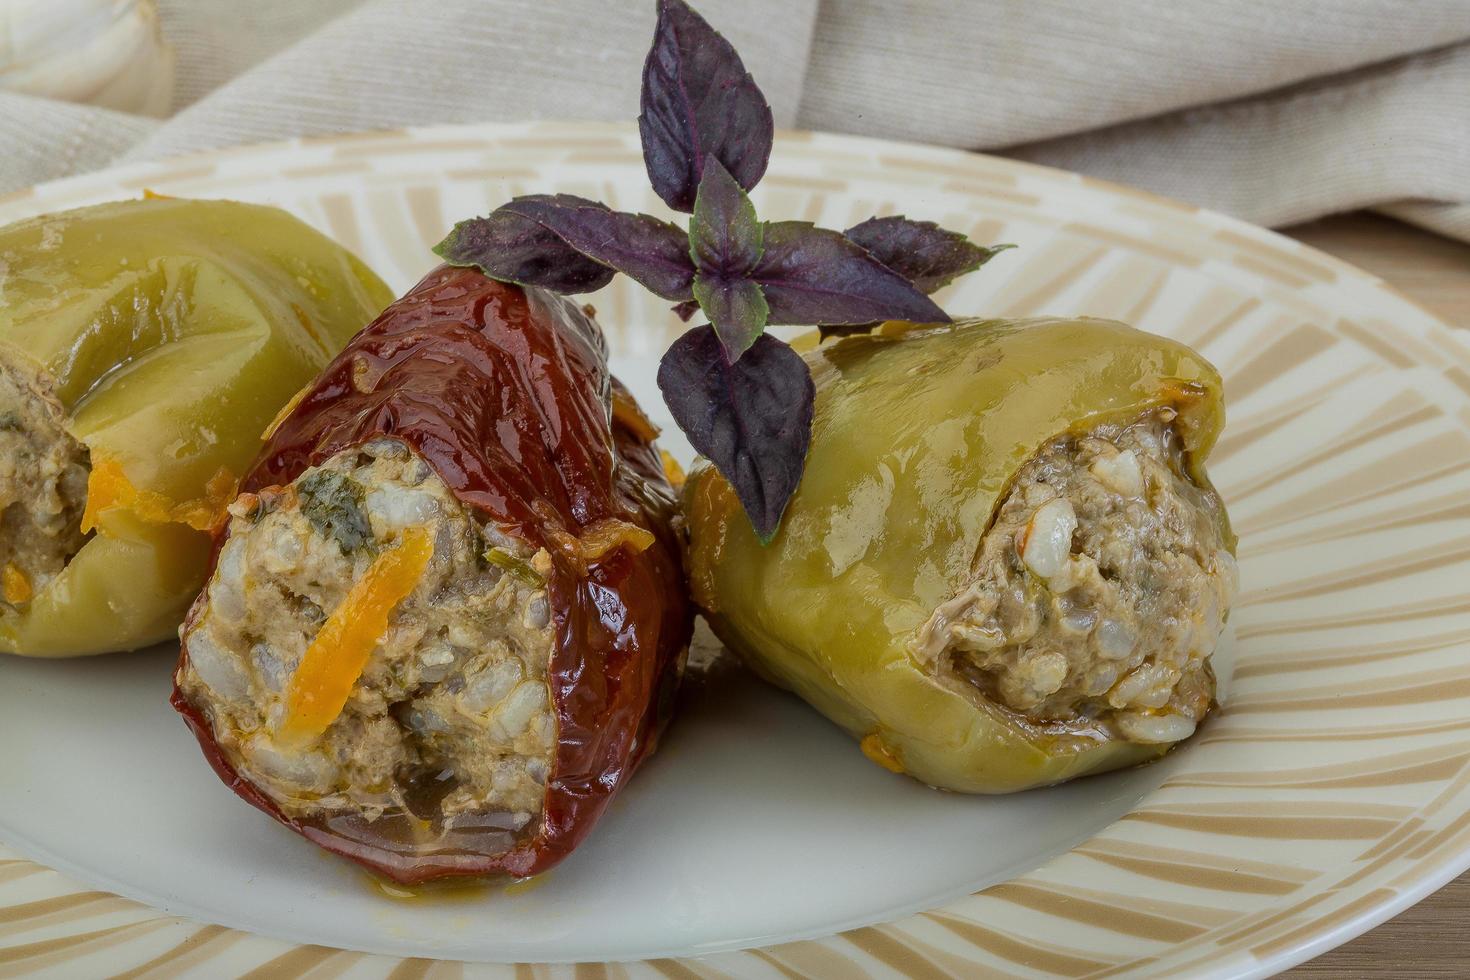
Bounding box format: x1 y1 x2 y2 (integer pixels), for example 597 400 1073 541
0 621 1204 962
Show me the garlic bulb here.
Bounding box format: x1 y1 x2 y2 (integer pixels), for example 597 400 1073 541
0 0 174 117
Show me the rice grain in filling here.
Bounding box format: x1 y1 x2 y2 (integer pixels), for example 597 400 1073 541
179 439 557 847
0 348 90 607
916 409 1236 746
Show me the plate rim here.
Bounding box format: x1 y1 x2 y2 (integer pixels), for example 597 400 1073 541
1 118 1467 978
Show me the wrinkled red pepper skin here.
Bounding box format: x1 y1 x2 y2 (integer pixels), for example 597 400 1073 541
172 266 692 883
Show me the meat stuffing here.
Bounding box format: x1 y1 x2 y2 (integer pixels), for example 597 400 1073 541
0 348 89 608
916 410 1236 744
178 438 557 843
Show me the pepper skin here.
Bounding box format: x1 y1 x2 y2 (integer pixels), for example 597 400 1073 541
0 198 392 656
684 318 1232 793
172 266 692 882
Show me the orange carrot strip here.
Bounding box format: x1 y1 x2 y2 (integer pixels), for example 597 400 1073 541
576 518 655 563
543 517 655 574
261 384 311 442
2 563 32 604
659 450 686 490
277 526 433 747
82 457 237 534
611 387 660 442
860 732 905 774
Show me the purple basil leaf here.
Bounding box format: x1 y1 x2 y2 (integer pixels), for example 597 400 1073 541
501 194 695 301
433 211 615 294
752 221 950 326
845 215 1014 293
638 0 774 212
672 299 700 321
692 272 768 359
657 324 812 541
689 158 763 275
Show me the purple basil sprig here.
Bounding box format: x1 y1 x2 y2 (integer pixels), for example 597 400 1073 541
657 327 812 542
436 193 697 301
498 194 696 301
689 159 766 358
755 221 948 326
815 218 1016 339
433 0 1011 541
434 208 615 294
639 0 773 212
845 216 1014 294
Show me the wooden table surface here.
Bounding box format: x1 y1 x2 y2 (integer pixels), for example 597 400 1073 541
1276 212 1470 978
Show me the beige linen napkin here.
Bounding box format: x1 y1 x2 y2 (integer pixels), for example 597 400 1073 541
1 0 1467 241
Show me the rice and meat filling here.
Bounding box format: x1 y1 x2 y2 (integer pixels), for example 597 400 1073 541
179 439 557 839
920 409 1236 745
0 350 89 606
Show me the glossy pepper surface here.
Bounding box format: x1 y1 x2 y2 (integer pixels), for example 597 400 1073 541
684 318 1230 793
173 266 692 881
0 197 392 656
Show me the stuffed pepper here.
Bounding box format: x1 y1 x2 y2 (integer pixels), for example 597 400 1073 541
172 266 692 883
0 197 391 657
685 318 1236 793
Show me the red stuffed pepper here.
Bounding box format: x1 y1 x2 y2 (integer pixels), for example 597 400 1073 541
172 266 691 883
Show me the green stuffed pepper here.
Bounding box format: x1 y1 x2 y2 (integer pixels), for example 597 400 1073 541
685 317 1236 792
0 197 392 657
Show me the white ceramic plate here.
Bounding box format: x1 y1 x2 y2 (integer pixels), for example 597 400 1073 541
1 122 1468 979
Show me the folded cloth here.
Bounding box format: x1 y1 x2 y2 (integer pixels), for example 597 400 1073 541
1 0 1467 242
